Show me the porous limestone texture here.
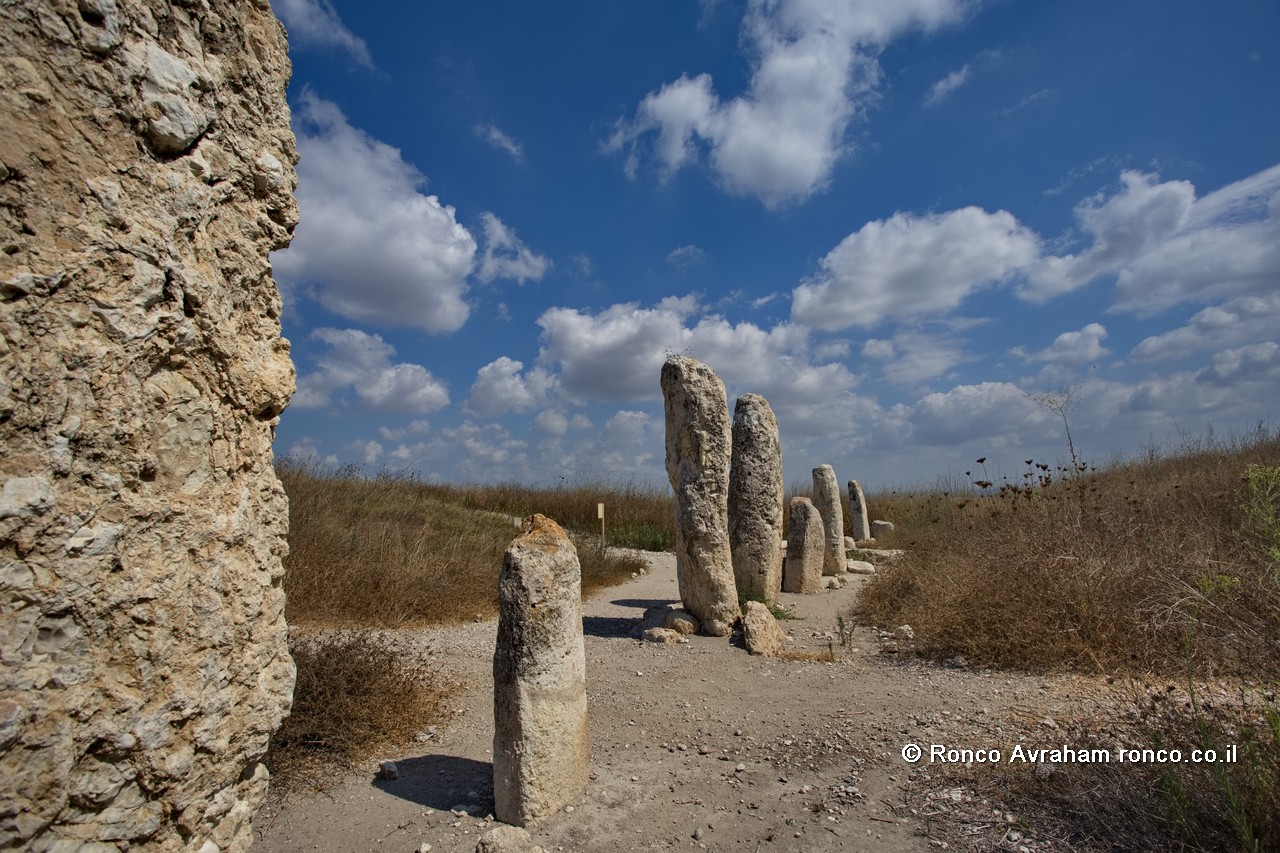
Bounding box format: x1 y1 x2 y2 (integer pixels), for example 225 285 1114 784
782 498 823 594
812 465 845 576
741 601 786 657
661 356 741 637
727 393 783 605
847 479 871 542
493 515 590 827
872 520 897 538
0 1 298 849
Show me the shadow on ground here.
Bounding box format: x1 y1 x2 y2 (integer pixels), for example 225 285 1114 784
582 616 637 638
609 598 675 610
371 754 494 813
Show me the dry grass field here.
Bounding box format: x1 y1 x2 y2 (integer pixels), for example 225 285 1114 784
854 425 1280 850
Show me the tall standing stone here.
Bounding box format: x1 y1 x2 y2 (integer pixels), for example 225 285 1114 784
0 3 296 848
728 394 784 604
783 497 824 594
494 515 590 827
848 479 871 542
662 356 742 636
812 465 845 576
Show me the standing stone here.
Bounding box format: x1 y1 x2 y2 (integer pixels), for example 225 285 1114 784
782 498 824 594
661 356 741 636
0 4 296 849
848 480 871 542
728 393 784 604
494 515 590 827
812 465 845 576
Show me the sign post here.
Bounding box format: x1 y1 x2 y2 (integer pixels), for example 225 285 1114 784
597 502 605 547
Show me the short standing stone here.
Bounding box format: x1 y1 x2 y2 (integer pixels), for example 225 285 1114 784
811 465 845 576
728 393 784 605
742 601 787 657
782 498 823 594
662 355 741 636
871 520 896 539
493 515 590 826
847 480 871 542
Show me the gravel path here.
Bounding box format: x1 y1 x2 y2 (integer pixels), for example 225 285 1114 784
254 550 1106 852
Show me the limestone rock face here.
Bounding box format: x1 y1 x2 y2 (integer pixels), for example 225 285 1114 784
782 497 824 594
728 393 783 605
741 601 787 657
812 465 845 576
493 515 590 827
0 2 297 849
661 356 741 636
848 480 871 542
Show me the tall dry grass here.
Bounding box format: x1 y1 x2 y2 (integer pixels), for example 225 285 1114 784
418 479 674 552
279 460 648 627
270 460 650 790
856 425 1280 677
855 425 1280 850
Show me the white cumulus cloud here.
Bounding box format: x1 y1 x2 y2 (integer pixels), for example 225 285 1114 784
464 357 557 418
792 207 1040 330
609 0 973 207
1131 293 1280 362
476 213 552 285
272 93 476 334
293 328 450 414
270 0 373 67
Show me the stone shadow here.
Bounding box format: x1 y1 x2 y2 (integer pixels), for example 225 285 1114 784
370 754 493 813
608 597 676 610
581 616 638 638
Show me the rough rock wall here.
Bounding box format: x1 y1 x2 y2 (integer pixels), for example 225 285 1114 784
0 1 297 849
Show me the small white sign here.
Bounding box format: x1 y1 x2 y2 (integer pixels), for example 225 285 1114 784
597 502 605 519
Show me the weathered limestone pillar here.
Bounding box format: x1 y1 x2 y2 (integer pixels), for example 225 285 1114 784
783 498 824 594
661 355 741 636
0 3 297 848
848 479 871 542
493 515 590 826
812 465 845 575
728 393 783 604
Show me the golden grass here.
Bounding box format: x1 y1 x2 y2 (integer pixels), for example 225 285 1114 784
418 478 675 552
854 425 1280 850
855 426 1280 678
270 461 652 790
278 460 649 627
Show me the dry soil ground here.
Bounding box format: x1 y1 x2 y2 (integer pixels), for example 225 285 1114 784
253 550 1115 853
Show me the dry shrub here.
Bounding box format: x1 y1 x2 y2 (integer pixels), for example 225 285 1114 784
856 426 1280 678
278 459 647 627
265 631 450 793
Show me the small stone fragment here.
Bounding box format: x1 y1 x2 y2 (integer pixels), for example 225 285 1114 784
475 825 532 853
376 760 398 780
871 520 896 539
742 601 787 657
642 627 680 644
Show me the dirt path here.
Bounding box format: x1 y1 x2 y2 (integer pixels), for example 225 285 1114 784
254 551 1101 852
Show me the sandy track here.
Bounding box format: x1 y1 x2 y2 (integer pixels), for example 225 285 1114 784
254 551 1093 852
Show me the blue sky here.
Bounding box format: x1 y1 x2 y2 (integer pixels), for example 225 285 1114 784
267 0 1280 492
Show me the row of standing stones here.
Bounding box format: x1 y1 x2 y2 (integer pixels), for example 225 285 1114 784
486 355 897 838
